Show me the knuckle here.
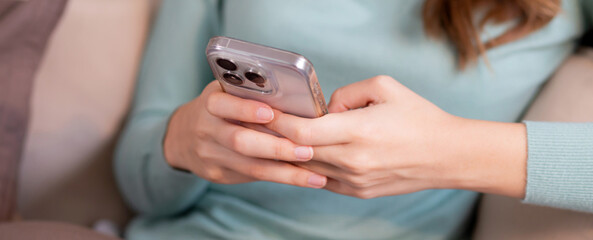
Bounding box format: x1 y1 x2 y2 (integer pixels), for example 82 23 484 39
195 128 209 141
213 172 234 184
342 160 357 172
353 123 374 140
371 75 395 89
293 125 312 143
191 122 210 139
203 167 224 182
355 189 375 199
346 175 368 188
229 130 249 154
273 141 286 160
343 153 366 172
193 143 207 159
206 80 221 90
194 142 217 161
291 170 310 186
330 87 345 101
265 118 279 131
350 153 373 174
374 75 394 83
205 92 222 114
247 165 266 180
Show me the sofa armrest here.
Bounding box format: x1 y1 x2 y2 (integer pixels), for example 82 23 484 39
0 0 67 222
17 0 157 228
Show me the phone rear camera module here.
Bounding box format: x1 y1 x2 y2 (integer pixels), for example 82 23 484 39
245 72 266 87
222 73 243 85
216 58 237 71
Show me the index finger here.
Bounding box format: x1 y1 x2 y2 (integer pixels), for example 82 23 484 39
214 145 327 188
264 110 351 145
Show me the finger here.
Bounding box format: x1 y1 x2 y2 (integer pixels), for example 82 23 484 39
323 178 364 198
239 123 346 166
206 91 275 124
264 110 351 145
323 178 380 199
328 75 398 113
324 178 428 199
185 139 256 184
297 160 385 190
294 161 344 181
213 121 314 161
216 146 327 188
208 168 256 184
241 123 350 166
202 80 224 94
240 122 283 137
310 145 348 168
369 180 429 196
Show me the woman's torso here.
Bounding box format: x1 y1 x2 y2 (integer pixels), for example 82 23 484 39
128 0 584 239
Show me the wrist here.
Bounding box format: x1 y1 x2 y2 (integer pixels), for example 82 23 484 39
163 105 188 171
444 118 527 198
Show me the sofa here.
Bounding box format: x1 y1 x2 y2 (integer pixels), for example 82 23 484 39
16 0 160 231
3 0 593 238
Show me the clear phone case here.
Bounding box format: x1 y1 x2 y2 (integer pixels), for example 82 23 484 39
206 36 328 118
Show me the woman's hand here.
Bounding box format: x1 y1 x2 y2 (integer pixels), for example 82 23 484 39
265 75 527 199
163 81 327 188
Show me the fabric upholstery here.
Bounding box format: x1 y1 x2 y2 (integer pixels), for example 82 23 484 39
0 0 67 222
17 0 156 227
0 221 120 240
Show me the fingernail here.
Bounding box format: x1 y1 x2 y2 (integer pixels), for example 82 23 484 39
294 146 313 160
308 174 326 188
256 107 274 121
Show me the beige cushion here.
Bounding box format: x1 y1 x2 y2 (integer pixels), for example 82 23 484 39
17 0 157 227
0 221 120 240
0 0 68 221
473 53 593 239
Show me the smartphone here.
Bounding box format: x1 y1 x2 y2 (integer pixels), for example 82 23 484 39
206 36 328 118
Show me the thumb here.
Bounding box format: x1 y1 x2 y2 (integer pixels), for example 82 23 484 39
327 75 398 113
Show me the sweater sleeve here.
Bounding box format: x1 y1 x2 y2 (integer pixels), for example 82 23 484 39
522 121 593 212
114 0 219 216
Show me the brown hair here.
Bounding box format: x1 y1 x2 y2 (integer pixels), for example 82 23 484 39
423 0 561 69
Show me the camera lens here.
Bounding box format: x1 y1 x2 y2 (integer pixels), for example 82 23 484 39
216 58 237 71
222 73 243 85
245 72 266 87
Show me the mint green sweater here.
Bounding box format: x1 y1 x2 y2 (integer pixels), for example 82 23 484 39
115 0 593 239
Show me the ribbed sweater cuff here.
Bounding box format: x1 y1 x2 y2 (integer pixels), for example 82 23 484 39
522 121 593 212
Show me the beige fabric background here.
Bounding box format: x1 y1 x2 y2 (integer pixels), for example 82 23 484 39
0 0 68 221
17 0 160 227
0 221 119 240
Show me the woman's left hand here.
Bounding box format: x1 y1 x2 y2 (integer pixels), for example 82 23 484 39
265 75 527 199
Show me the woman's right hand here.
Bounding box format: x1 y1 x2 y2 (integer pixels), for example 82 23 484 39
163 81 327 188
